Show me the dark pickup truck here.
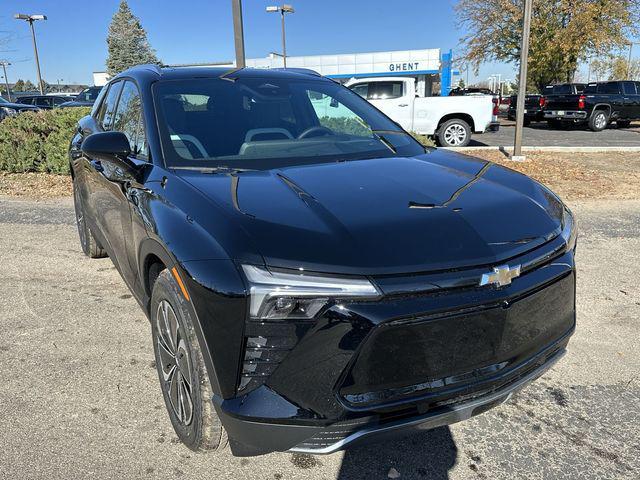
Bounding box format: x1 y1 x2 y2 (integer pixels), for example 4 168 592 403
508 84 585 125
507 94 544 124
544 80 640 131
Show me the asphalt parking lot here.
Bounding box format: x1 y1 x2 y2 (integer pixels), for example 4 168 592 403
472 121 640 147
1 196 639 480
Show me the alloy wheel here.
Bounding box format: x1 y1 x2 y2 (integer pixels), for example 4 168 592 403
444 124 467 146
595 113 607 130
156 300 194 426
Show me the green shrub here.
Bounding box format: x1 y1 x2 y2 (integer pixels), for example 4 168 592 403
410 131 436 148
0 107 91 175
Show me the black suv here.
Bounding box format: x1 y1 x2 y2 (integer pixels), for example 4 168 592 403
17 95 72 109
70 65 576 456
544 80 640 130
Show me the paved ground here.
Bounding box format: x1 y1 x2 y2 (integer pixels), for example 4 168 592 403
1 197 639 480
472 121 640 147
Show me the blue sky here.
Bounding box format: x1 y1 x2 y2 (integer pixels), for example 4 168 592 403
0 0 596 86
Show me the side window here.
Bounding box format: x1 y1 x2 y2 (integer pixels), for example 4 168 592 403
599 82 620 94
350 83 369 99
36 97 52 108
368 81 404 100
622 81 637 95
307 89 373 137
636 82 640 94
97 81 123 131
113 81 147 158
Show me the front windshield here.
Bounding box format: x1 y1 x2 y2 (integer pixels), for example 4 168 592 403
153 75 424 169
0 97 8 104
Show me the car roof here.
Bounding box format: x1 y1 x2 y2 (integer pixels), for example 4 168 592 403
114 64 327 84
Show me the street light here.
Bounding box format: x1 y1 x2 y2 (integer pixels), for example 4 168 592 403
266 4 294 68
0 61 12 101
14 13 47 95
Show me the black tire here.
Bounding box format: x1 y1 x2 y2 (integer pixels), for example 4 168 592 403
150 269 228 452
523 118 531 127
617 120 631 128
437 118 471 147
73 180 107 258
589 110 609 132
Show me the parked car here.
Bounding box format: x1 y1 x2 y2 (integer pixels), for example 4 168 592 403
544 80 640 130
70 65 576 456
59 86 103 108
17 95 72 109
448 87 494 96
507 94 545 125
0 96 39 120
345 77 499 147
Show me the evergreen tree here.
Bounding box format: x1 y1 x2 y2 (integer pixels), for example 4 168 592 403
13 79 25 91
23 80 36 92
106 0 160 76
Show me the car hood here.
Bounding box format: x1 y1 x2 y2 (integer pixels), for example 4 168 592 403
176 151 564 275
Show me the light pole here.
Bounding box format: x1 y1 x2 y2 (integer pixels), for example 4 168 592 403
14 14 47 95
266 4 295 68
0 61 12 101
512 0 533 161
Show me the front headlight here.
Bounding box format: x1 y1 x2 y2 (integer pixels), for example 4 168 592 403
561 207 577 251
242 265 381 320
1 107 17 116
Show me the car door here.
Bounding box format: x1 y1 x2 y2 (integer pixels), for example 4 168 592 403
621 81 638 119
366 81 414 131
108 79 150 292
82 80 125 259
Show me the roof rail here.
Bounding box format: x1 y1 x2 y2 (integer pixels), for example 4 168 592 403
272 67 322 77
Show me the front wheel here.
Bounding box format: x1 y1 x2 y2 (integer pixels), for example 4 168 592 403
437 119 471 147
589 110 609 132
151 269 228 452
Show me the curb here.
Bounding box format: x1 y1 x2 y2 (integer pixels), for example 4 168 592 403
441 146 640 153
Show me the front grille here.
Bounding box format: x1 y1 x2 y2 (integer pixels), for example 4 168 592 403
339 248 575 409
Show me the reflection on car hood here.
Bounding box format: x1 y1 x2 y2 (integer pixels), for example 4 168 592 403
177 150 564 275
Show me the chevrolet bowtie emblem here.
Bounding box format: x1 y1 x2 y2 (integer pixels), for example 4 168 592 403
480 264 521 288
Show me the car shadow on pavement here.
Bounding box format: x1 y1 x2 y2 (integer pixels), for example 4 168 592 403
335 426 457 480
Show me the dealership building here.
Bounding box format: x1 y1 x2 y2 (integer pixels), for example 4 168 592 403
93 48 455 96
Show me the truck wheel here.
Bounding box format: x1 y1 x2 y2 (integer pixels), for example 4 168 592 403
151 269 228 452
617 120 631 128
437 119 471 147
589 110 609 132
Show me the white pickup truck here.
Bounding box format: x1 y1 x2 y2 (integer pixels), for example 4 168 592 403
345 77 500 147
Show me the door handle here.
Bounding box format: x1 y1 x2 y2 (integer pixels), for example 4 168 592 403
90 160 103 172
398 103 409 107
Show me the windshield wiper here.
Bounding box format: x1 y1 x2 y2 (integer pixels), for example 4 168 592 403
172 166 258 174
371 131 398 154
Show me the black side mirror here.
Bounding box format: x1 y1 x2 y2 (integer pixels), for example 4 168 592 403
81 131 131 161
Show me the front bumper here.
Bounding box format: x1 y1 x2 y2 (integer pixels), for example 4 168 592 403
214 237 576 455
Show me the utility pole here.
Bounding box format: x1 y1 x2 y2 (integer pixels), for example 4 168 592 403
0 61 12 101
512 0 533 161
231 0 246 68
628 43 634 79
